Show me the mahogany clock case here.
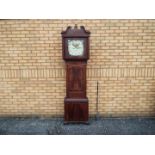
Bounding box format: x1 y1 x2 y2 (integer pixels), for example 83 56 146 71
61 26 90 123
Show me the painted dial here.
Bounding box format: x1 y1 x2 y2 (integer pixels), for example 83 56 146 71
68 40 84 56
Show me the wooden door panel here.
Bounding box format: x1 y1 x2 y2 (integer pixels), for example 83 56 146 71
68 67 84 91
66 62 86 98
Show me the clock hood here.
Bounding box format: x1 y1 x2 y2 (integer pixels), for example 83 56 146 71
61 25 90 38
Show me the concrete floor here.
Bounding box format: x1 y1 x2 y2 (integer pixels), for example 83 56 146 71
0 117 155 135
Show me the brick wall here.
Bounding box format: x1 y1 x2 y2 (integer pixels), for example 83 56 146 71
0 19 155 117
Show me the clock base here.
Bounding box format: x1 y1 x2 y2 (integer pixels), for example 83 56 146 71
64 98 88 123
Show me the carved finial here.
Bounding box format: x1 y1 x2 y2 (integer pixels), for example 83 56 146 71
74 24 78 29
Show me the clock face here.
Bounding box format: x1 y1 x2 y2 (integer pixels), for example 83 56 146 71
68 40 84 56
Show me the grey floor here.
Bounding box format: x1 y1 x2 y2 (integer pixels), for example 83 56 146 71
0 117 155 135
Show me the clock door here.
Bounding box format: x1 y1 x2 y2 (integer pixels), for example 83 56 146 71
66 62 86 98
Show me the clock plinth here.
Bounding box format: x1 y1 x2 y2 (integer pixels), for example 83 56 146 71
64 98 88 122
61 26 90 123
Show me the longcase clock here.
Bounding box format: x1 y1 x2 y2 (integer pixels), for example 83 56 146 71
61 25 90 123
